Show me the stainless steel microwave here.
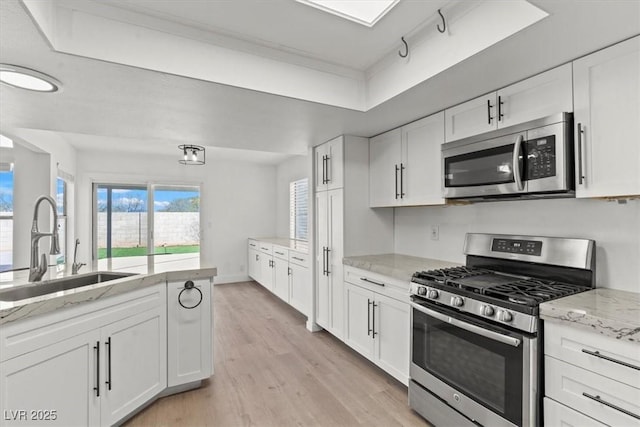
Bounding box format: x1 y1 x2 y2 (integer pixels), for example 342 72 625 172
442 113 574 201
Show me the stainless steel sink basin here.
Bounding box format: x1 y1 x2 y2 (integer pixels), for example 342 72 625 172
0 272 137 302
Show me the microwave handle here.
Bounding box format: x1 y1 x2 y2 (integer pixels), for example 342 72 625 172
410 302 522 347
513 134 524 191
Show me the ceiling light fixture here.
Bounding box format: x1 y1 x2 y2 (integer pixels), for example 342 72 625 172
178 144 205 165
296 0 399 27
0 64 62 92
0 134 13 148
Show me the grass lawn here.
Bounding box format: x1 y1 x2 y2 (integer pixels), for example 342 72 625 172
98 245 200 259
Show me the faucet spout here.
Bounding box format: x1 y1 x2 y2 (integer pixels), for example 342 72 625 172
72 238 85 275
29 195 60 282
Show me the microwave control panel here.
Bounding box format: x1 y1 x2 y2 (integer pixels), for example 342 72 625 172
492 238 543 256
525 135 556 180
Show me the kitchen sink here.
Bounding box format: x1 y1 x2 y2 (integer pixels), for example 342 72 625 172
0 272 137 302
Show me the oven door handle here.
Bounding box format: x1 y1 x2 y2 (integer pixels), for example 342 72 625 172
513 134 524 191
411 302 522 348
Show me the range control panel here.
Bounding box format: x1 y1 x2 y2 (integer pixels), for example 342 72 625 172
491 238 542 256
525 135 556 180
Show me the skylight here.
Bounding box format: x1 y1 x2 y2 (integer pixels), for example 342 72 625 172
296 0 399 27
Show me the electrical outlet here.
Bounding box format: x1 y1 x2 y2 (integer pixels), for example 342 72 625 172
430 225 439 241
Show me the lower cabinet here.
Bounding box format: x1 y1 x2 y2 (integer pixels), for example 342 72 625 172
289 261 311 316
248 246 261 283
344 268 410 384
272 253 289 302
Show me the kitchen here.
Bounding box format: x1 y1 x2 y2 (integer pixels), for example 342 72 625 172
0 0 639 426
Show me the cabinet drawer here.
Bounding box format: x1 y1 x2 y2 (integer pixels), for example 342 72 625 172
344 266 409 302
545 356 640 426
544 397 607 427
258 244 273 255
289 251 309 267
545 320 640 388
273 246 289 260
247 239 258 249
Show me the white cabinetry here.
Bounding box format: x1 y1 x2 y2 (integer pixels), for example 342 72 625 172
258 244 274 291
272 248 290 302
445 64 573 142
247 239 260 282
343 267 410 384
167 279 212 388
289 251 310 316
369 112 445 207
573 36 640 198
544 320 640 426
315 135 344 192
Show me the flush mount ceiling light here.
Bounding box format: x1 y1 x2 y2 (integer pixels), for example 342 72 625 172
0 64 62 92
178 144 205 165
296 0 399 27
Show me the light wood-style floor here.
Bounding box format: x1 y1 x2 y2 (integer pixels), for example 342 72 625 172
125 281 429 427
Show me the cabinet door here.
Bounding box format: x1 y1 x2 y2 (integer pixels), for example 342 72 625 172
248 248 260 282
327 189 344 339
544 398 607 427
445 93 497 142
574 36 640 198
315 191 329 329
314 143 329 192
100 307 167 426
326 136 344 191
289 263 310 316
259 255 274 290
344 283 374 359
401 112 445 206
497 63 573 128
374 294 410 384
0 330 101 427
369 128 402 207
272 258 289 302
167 279 212 388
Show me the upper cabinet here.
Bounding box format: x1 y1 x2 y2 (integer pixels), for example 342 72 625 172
315 136 344 192
573 36 640 198
445 64 573 142
370 112 445 208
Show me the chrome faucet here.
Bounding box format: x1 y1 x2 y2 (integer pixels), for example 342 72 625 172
29 195 60 282
72 238 86 274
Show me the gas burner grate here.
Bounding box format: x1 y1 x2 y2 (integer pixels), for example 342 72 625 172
413 266 491 285
483 280 589 306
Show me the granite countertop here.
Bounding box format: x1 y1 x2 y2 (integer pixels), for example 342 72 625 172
343 253 461 283
250 237 309 253
540 288 640 342
0 254 217 326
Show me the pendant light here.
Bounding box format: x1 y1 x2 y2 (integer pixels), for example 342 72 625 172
178 144 205 165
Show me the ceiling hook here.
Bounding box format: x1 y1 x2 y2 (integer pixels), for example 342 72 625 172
437 9 446 33
398 36 409 58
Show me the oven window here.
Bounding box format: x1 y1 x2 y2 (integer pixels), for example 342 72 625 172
412 306 523 424
445 144 515 187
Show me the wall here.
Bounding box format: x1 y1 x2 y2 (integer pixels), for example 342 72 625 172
393 198 640 293
76 150 277 284
275 155 309 238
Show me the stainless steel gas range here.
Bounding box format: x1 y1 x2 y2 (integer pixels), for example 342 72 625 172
408 233 596 427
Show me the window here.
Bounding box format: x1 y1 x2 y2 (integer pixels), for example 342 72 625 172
94 183 200 259
290 178 308 241
56 177 67 269
0 166 13 271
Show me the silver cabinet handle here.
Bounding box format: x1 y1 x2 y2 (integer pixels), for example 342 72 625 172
367 299 372 336
581 349 640 371
582 392 640 420
275 251 284 255
400 163 405 198
360 277 385 287
325 248 331 275
513 134 524 191
292 256 304 261
410 302 521 347
372 302 378 338
325 155 331 183
395 164 399 199
577 123 585 185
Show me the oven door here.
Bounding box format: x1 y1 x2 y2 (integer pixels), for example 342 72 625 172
442 132 526 199
410 299 537 427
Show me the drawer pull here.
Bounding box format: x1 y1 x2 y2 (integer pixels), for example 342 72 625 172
292 256 304 261
360 277 385 287
275 251 284 255
582 392 640 420
581 349 640 371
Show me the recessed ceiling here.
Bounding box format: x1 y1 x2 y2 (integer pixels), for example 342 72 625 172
295 0 399 28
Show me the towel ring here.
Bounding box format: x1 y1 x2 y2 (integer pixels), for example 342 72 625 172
178 280 203 309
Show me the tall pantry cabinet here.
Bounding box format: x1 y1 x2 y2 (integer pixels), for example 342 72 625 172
314 136 393 339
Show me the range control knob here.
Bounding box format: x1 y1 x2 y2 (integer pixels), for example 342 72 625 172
498 310 513 323
481 305 495 317
451 296 464 307
417 287 427 296
427 289 440 300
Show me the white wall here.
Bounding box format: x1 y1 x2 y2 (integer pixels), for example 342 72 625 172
75 149 277 284
393 198 640 293
275 155 309 238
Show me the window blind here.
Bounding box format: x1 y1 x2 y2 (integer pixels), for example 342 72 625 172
290 178 308 241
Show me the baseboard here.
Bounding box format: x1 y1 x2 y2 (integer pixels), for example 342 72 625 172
214 274 251 284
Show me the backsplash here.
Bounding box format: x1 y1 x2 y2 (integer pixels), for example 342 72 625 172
394 198 640 293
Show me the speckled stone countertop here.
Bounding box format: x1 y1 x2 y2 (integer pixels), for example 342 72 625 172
250 237 309 253
343 254 461 283
540 288 640 342
0 254 216 326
